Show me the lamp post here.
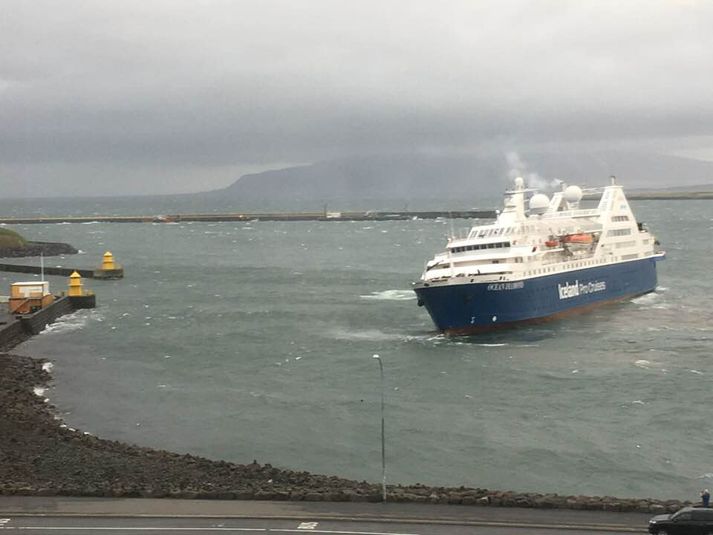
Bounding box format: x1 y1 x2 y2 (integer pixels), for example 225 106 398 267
372 354 386 502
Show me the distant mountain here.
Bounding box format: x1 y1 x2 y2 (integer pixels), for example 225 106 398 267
217 151 713 204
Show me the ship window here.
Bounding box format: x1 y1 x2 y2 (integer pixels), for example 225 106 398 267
607 228 632 237
615 240 636 248
611 215 629 222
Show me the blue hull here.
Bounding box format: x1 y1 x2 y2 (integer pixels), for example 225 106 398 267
414 257 662 334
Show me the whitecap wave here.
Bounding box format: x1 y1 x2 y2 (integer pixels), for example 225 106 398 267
40 310 103 336
33 387 46 397
477 343 508 347
329 328 424 342
632 293 660 305
634 359 652 368
360 289 415 301
41 362 53 373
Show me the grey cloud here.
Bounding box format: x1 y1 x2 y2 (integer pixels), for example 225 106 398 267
2 0 713 195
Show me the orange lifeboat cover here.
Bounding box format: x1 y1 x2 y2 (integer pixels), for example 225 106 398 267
562 233 593 244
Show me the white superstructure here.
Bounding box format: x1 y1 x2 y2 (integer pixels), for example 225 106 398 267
420 176 664 285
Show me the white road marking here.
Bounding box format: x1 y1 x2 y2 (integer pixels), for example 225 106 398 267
0 525 420 535
297 522 319 530
272 530 420 535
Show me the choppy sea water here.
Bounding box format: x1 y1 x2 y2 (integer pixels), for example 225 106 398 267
2 199 712 500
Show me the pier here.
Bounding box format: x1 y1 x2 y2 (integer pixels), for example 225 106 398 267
0 251 123 279
0 209 496 225
0 263 93 278
0 295 95 350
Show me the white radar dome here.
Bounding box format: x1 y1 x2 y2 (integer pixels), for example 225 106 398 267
529 193 550 214
563 185 583 204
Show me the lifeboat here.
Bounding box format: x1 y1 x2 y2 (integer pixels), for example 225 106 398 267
544 239 559 247
561 233 593 244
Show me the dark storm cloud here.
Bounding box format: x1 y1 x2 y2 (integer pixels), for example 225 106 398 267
2 0 713 195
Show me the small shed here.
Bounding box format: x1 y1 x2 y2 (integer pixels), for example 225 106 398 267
8 281 54 314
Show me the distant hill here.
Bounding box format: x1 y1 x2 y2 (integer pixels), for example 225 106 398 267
216 150 713 204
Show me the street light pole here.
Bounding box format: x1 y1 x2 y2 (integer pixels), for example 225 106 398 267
372 354 386 502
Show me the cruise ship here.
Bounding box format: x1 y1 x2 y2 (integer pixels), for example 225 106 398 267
413 177 665 334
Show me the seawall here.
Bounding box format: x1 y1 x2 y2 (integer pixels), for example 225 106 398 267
0 264 94 278
0 296 95 351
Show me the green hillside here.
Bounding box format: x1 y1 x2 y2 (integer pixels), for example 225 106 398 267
0 228 28 249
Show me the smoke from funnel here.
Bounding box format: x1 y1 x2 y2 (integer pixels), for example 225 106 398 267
505 151 561 190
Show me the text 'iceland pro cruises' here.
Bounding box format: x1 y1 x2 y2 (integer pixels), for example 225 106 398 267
413 177 665 335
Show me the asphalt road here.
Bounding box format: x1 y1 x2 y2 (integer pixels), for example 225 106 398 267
0 497 653 535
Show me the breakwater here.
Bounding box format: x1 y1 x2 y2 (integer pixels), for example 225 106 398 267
0 210 495 225
0 263 94 278
0 296 95 351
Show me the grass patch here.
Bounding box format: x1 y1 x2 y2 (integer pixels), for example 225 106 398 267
0 228 28 249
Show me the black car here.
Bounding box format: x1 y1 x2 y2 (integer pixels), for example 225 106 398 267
649 507 713 534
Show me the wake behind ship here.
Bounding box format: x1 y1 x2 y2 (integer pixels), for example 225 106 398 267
413 177 665 335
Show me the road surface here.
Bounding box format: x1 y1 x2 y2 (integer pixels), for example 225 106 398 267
0 497 652 535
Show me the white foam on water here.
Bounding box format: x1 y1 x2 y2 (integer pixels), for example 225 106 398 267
634 359 652 368
477 343 508 347
41 362 53 373
360 289 415 301
689 369 704 375
632 293 660 305
40 310 101 336
80 221 100 224
631 400 646 405
33 387 46 397
329 327 426 343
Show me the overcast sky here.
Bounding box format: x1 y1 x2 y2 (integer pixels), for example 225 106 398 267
2 0 713 196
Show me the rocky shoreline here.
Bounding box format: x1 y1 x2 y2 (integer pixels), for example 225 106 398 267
0 241 78 259
0 349 694 513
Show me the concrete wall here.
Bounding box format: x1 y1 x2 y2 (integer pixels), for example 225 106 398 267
0 318 26 352
0 263 94 278
19 297 74 335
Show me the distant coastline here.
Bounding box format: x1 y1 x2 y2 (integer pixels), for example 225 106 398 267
628 191 713 200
